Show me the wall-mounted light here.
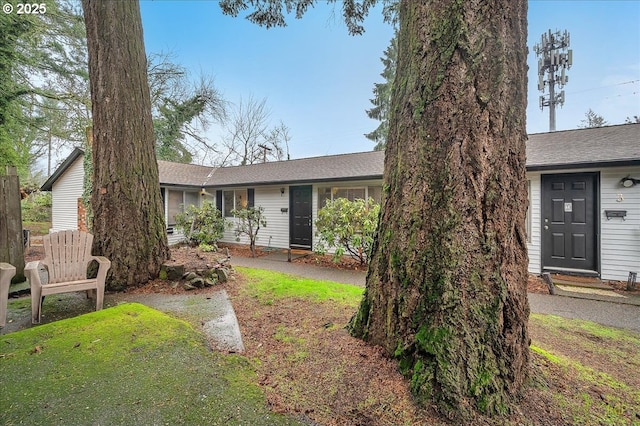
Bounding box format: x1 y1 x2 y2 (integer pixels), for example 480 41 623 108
200 188 213 196
620 176 640 188
280 187 285 196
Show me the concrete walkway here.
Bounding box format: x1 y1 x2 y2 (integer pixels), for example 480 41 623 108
233 254 640 333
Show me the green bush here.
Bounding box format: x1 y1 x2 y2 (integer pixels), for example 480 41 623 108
315 197 380 265
175 200 228 248
21 191 52 223
231 207 267 258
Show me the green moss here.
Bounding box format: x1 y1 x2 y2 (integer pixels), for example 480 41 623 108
415 324 450 356
0 303 302 425
158 266 168 280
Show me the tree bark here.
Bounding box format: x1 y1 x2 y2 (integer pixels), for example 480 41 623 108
82 0 169 290
350 0 529 419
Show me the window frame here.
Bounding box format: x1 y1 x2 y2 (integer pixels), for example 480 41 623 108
165 188 200 226
317 185 382 207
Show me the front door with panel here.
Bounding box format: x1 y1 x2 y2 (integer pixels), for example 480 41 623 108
541 173 598 274
290 185 312 249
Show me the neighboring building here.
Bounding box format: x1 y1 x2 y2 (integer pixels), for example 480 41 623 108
42 123 640 281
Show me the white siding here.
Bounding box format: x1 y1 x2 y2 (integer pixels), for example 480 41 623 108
600 166 640 280
167 230 187 246
51 157 85 232
220 186 291 248
526 173 542 275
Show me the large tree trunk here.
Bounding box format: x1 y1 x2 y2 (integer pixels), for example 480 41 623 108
350 0 530 419
82 0 169 290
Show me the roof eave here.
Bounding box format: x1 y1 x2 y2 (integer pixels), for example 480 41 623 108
40 147 85 191
205 174 384 189
526 159 640 172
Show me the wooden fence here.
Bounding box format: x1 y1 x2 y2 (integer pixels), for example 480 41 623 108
0 166 25 282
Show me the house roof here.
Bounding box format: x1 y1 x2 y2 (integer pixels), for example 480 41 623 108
41 123 639 191
526 123 640 171
157 160 215 187
207 150 384 188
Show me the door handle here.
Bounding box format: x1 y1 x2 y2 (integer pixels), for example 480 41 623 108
544 225 549 230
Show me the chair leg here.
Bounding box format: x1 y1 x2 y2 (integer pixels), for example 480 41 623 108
31 287 42 324
96 287 104 311
86 289 96 300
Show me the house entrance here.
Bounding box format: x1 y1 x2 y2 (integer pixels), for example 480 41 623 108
541 172 599 275
289 185 313 249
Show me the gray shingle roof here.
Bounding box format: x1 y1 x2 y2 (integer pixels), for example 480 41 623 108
526 123 640 170
157 160 215 187
41 124 639 192
207 150 384 188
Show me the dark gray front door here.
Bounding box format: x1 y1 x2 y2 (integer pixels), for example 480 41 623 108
541 173 598 273
290 185 312 249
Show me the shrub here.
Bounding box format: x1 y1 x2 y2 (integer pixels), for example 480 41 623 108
315 197 380 265
231 207 267 258
175 201 227 248
21 191 52 223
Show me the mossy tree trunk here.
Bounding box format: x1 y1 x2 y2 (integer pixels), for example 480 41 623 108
82 0 169 290
350 0 530 419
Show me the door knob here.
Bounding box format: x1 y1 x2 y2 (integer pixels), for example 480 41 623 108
544 225 549 230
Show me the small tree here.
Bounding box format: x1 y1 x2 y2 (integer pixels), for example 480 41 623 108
175 200 227 250
315 197 380 265
579 108 608 128
231 206 267 257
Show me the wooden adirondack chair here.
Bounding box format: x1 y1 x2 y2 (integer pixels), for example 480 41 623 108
0 262 16 328
25 230 111 324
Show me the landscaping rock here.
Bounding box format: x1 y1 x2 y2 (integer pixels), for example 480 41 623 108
164 264 185 281
204 278 217 287
183 272 198 281
182 282 196 291
190 277 205 288
215 267 229 283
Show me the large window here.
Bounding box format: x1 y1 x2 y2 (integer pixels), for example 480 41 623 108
317 185 382 208
223 189 249 217
166 189 199 226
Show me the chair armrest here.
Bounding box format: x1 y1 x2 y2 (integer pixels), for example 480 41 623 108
0 262 16 283
25 260 43 287
92 256 111 283
0 262 16 274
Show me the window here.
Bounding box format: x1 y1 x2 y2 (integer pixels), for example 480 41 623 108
223 189 249 217
334 187 365 202
367 186 382 203
167 189 199 225
317 186 382 206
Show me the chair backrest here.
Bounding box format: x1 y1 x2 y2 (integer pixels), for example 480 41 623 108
42 230 94 284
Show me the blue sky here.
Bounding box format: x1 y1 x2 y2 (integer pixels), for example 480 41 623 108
139 1 640 163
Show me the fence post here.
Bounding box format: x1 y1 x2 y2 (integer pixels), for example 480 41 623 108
0 166 25 282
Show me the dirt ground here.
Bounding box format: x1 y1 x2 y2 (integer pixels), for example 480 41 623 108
21 244 639 425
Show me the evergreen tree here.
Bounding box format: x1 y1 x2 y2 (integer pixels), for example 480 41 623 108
221 0 530 419
82 0 169 289
365 34 397 151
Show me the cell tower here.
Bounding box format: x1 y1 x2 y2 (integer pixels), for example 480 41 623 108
534 29 573 132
